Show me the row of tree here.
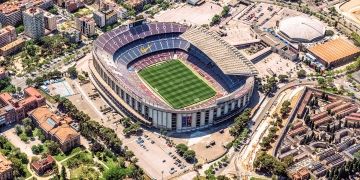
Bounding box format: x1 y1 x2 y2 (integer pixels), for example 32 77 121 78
210 6 230 26
253 151 287 176
175 143 196 162
229 108 251 148
326 158 360 179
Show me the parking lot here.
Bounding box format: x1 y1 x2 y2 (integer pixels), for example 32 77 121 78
125 133 190 179
239 3 301 29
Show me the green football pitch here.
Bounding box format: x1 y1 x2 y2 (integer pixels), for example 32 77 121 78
138 60 216 109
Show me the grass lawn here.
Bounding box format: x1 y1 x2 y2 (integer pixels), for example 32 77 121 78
23 164 32 178
138 60 216 109
38 89 57 104
55 147 83 161
62 150 93 168
103 157 117 168
70 165 102 180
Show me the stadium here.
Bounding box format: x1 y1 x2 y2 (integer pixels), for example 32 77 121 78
90 21 257 132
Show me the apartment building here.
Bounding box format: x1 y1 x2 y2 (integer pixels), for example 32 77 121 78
0 26 16 48
75 17 95 37
23 7 45 40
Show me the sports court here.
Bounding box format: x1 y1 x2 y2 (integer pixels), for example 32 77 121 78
138 60 216 109
48 80 75 97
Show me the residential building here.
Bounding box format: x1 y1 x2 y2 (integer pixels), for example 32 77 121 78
29 106 80 152
0 87 45 125
63 27 81 43
0 26 16 47
30 155 55 175
100 1 128 19
0 37 26 56
291 167 310 180
64 0 84 12
23 7 45 40
43 12 57 31
0 0 53 26
75 17 95 37
0 154 13 180
93 9 117 28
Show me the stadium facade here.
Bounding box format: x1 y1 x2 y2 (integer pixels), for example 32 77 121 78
90 21 258 132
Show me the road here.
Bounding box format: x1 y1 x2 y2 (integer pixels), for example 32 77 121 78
207 80 315 179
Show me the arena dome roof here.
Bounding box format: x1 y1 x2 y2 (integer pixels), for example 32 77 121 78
278 16 326 43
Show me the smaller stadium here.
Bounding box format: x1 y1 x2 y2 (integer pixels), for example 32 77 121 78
90 21 257 132
278 16 326 43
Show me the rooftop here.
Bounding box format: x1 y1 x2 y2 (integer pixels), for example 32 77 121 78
0 0 49 15
0 26 15 35
29 106 79 144
308 38 360 63
31 155 54 171
279 16 325 42
0 154 12 174
180 26 258 76
0 37 25 52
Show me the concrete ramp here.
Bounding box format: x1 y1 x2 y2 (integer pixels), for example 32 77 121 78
249 47 272 63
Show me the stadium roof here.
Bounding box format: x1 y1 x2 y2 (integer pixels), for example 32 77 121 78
180 27 258 76
279 16 325 42
308 38 360 64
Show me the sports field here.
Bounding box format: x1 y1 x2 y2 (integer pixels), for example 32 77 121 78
138 60 216 109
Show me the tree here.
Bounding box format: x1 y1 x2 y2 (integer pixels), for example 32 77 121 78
278 74 288 83
25 78 33 86
67 66 78 79
325 30 334 36
221 6 230 17
22 118 32 127
183 150 196 162
175 144 188 156
15 125 23 135
317 77 326 88
297 69 306 78
103 165 128 179
210 15 221 26
61 165 66 180
253 151 287 176
31 145 43 154
16 25 25 34
24 125 32 136
45 141 60 155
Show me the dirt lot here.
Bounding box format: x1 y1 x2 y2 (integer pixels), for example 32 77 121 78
339 0 360 26
222 19 255 45
154 2 222 25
